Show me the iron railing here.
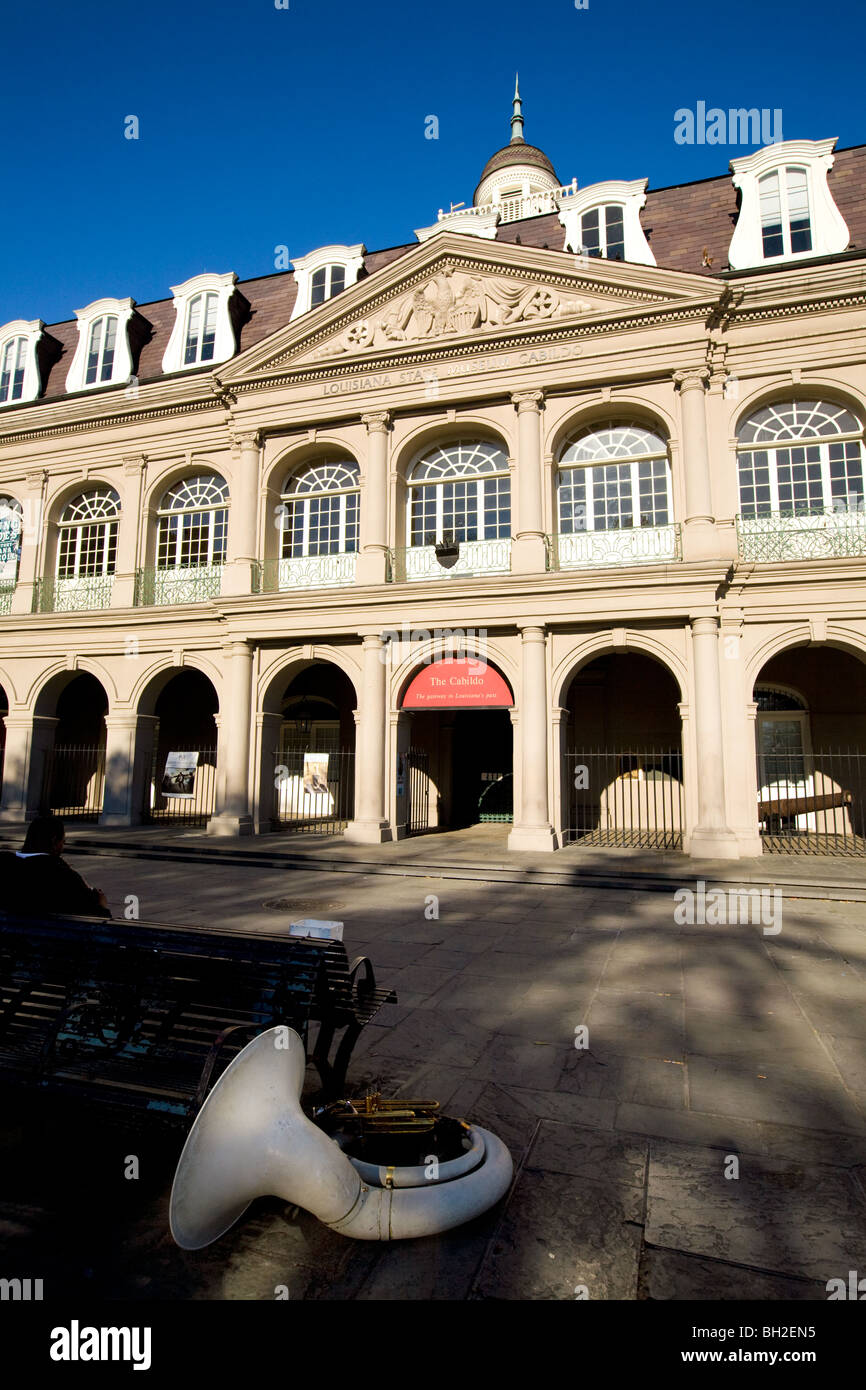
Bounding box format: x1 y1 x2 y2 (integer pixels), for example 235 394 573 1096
388 538 512 583
144 747 217 826
562 746 684 849
757 748 866 854
407 747 431 835
0 581 14 615
549 524 682 571
34 575 114 613
272 748 354 834
40 744 106 820
135 565 223 606
260 553 357 592
737 510 866 562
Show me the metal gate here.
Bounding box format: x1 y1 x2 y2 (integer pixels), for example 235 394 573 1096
563 747 684 849
41 744 106 821
407 747 430 836
758 747 866 854
272 748 354 834
144 747 217 827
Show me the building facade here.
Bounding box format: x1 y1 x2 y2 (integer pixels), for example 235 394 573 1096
1 93 865 858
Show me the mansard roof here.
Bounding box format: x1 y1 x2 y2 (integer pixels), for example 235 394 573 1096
20 142 866 406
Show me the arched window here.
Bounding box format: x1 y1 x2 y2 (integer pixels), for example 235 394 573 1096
736 400 864 517
0 496 23 590
558 424 671 533
85 316 118 385
311 266 346 307
57 489 120 579
183 293 218 365
157 475 229 570
0 336 27 404
759 167 811 259
408 441 510 546
755 684 809 783
579 205 625 260
280 462 359 558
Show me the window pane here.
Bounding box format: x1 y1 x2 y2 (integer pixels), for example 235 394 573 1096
311 268 327 306
200 294 217 362
605 206 625 260
759 171 784 258
581 207 601 256
329 265 346 297
786 168 812 253
184 296 202 364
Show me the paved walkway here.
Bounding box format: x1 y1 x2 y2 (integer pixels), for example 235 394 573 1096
2 849 865 1300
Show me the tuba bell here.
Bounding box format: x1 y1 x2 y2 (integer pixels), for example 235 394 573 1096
170 1026 513 1249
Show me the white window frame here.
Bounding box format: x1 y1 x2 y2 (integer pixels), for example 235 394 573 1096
65 297 135 393
0 320 43 407
280 463 360 558
736 400 865 517
156 475 229 570
406 442 511 546
559 181 656 266
289 245 366 320
728 138 850 270
558 426 673 533
161 273 238 374
56 489 121 579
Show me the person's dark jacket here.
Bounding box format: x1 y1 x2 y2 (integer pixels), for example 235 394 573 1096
0 851 111 918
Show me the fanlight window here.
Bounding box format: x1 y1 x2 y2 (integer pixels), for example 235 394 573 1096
408 441 510 546
311 265 346 307
579 205 625 260
759 167 812 259
558 424 671 533
157 475 229 570
57 488 120 579
85 316 118 385
280 461 360 558
737 400 864 517
0 337 27 404
184 293 218 365
0 496 23 583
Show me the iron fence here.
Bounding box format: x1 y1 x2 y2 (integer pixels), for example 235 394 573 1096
41 744 106 821
407 747 430 835
144 747 217 826
562 746 684 849
272 748 354 834
757 748 866 855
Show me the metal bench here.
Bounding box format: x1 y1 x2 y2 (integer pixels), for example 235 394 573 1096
0 912 396 1121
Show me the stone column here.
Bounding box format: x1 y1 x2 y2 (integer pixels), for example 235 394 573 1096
10 470 47 615
222 430 261 596
511 391 547 575
0 713 57 820
255 710 283 833
356 412 390 586
688 615 739 857
111 455 147 608
101 712 157 826
508 626 555 851
344 633 390 843
674 369 719 561
208 640 254 836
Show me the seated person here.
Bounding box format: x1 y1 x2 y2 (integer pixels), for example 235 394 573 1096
0 816 111 917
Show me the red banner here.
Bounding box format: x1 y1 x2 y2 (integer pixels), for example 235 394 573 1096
402 659 513 709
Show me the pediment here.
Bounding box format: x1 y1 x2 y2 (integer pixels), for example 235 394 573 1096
222 234 722 382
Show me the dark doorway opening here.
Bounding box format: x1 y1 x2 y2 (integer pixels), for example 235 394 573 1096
407 708 512 833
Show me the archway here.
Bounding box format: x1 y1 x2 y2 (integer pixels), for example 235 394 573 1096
261 661 357 833
753 646 866 853
138 669 219 826
561 651 683 847
35 671 109 821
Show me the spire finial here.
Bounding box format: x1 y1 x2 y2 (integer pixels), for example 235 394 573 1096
510 73 524 144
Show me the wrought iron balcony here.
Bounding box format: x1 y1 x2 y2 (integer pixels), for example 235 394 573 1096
0 581 15 615
548 524 682 570
260 552 358 592
388 537 512 583
135 565 223 606
736 509 866 562
34 574 114 613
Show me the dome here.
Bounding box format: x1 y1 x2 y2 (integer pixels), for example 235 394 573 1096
477 142 559 189
472 80 561 207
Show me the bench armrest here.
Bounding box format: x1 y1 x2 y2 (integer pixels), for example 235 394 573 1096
347 955 376 998
193 1021 267 1111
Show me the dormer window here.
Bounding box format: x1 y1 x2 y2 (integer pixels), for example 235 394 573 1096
66 298 135 394
311 266 346 307
759 167 812 258
289 245 365 320
0 320 43 407
729 139 849 270
161 272 238 374
580 205 626 260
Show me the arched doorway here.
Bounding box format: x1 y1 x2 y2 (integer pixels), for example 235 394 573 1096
398 658 514 835
561 652 683 848
36 671 109 821
262 662 357 834
753 646 866 853
139 669 219 826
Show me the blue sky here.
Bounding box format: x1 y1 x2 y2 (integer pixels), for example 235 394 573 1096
2 0 864 325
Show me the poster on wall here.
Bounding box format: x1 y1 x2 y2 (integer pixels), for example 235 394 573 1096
303 752 330 796
161 750 199 799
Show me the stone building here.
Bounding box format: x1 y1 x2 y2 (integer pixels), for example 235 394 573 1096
1 87 865 858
